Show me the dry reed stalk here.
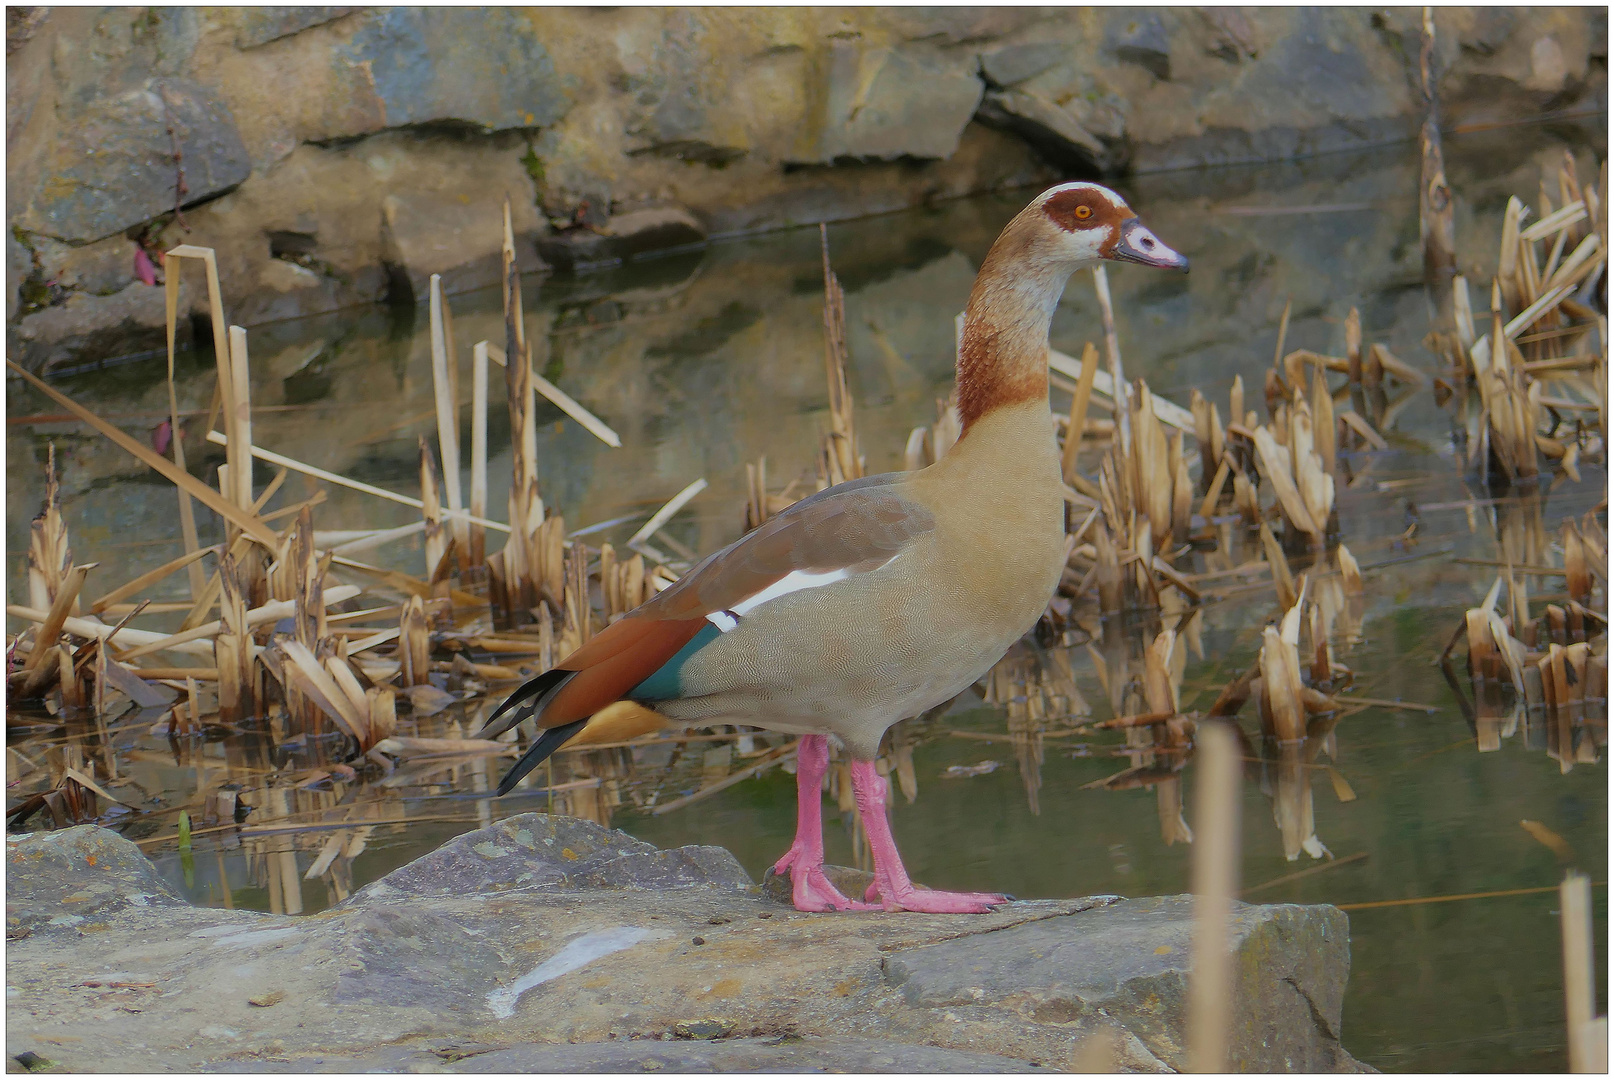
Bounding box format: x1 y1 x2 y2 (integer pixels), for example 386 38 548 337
1560 519 1592 605
1186 720 1240 1073
429 275 468 556
1232 467 1262 526
1093 520 1123 614
1131 381 1173 539
1258 620 1306 743
398 595 431 687
201 430 510 534
1559 872 1605 1072
225 324 254 510
163 245 234 597
467 339 489 572
819 225 862 486
1092 264 1128 446
628 478 708 562
26 447 73 620
17 564 93 697
1288 393 1335 535
1253 425 1320 541
1336 543 1363 595
1061 342 1101 485
7 361 278 548
1417 8 1457 287
418 437 456 623
1197 456 1231 524
280 638 365 746
280 506 321 730
214 554 256 724
1190 390 1226 490
1170 430 1193 543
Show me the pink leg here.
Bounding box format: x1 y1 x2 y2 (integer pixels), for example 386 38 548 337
771 735 875 912
849 759 1008 914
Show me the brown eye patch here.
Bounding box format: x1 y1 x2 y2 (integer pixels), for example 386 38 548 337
1043 187 1131 234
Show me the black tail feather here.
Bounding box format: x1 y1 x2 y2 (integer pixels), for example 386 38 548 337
474 668 574 741
496 719 589 797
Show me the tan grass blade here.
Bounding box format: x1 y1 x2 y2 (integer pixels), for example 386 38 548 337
482 341 621 448
628 478 709 550
1253 425 1320 538
89 546 217 614
7 360 281 547
203 430 509 533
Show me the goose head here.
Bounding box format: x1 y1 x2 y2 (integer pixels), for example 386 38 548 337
1029 181 1188 274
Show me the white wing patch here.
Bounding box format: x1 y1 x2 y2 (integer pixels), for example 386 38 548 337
702 565 873 633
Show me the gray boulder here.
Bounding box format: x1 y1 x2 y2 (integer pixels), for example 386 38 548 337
335 9 569 133
351 812 657 901
883 894 1355 1072
800 41 985 163
5 825 185 939
21 79 250 244
975 89 1126 174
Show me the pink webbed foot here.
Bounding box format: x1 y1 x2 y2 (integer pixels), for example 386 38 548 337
862 878 1009 912
849 759 1010 914
774 847 877 912
863 881 1009 914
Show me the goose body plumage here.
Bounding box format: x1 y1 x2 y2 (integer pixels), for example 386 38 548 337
479 182 1187 912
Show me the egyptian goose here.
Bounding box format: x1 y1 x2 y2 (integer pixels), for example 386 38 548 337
478 183 1187 913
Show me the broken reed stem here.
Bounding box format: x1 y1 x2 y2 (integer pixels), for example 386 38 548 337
820 223 860 484
1061 342 1101 486
202 430 508 532
226 325 253 510
163 256 203 599
1093 265 1128 446
1560 872 1601 1073
1186 720 1241 1074
429 274 467 555
470 340 490 570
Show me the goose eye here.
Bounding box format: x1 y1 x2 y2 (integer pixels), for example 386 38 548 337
1073 205 1092 220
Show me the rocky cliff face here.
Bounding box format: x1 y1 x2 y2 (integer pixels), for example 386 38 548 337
5 6 1606 371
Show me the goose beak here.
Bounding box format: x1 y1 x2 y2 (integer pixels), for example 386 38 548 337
1108 218 1188 272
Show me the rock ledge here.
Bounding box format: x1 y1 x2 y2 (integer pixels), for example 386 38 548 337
5 816 1367 1072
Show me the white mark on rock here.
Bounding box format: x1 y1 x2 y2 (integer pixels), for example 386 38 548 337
486 926 668 1019
206 927 302 949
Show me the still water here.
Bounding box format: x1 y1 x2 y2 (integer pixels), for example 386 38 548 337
7 120 1607 1072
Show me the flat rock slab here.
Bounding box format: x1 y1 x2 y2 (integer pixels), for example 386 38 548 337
884 895 1354 1072
206 1035 1060 1072
5 815 1365 1073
